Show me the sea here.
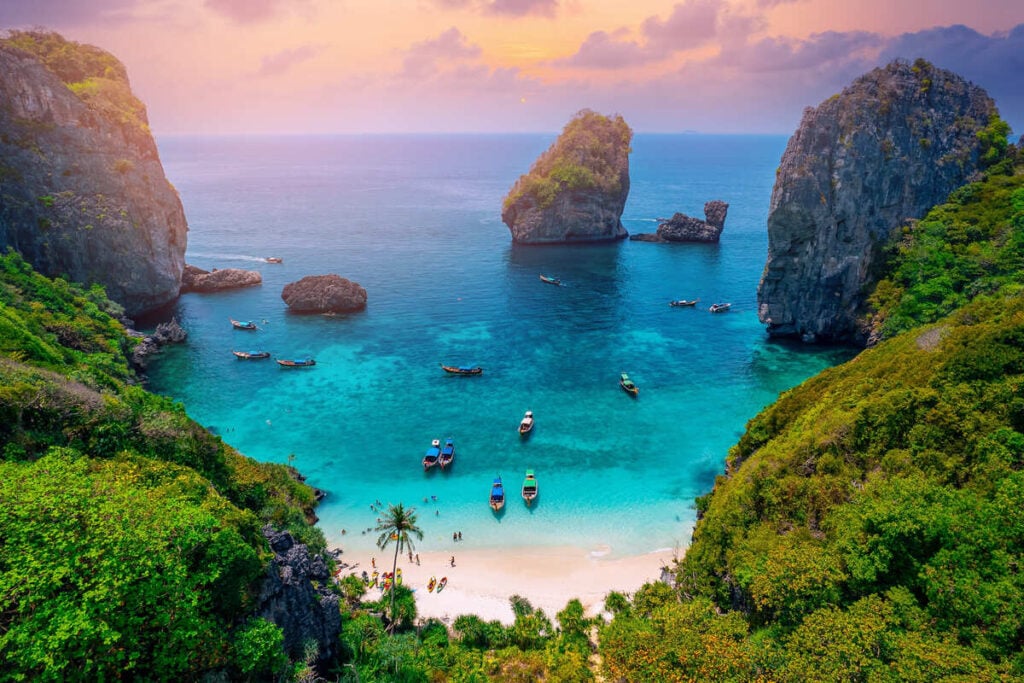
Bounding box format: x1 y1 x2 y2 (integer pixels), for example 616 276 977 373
146 133 852 560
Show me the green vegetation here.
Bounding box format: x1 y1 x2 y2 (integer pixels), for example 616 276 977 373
593 152 1024 680
0 250 326 680
374 503 423 632
503 109 632 210
1 31 149 134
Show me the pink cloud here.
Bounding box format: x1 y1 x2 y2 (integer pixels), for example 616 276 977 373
205 0 307 24
484 0 558 17
257 45 324 77
401 27 483 80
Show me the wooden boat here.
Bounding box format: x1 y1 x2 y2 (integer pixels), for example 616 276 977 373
230 318 258 330
669 299 699 307
539 274 561 286
440 363 483 375
709 302 732 313
489 476 505 512
427 576 437 592
265 256 283 263
233 350 270 360
521 469 538 507
620 372 639 397
423 439 441 470
276 358 316 367
439 437 456 469
518 410 534 436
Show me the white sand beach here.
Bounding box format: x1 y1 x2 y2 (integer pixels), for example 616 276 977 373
334 544 680 625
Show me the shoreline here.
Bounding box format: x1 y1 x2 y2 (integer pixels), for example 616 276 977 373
332 544 680 625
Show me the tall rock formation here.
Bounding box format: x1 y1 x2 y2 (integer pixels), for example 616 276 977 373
0 31 186 316
502 109 631 243
757 59 1000 344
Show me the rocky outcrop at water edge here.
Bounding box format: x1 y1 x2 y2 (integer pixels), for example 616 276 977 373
281 274 367 313
180 264 262 293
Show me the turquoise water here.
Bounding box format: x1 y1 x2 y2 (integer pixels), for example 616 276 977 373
147 134 852 559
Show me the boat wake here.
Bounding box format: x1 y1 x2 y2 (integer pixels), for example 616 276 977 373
188 252 269 263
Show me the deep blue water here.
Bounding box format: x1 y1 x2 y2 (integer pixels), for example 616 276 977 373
147 134 851 559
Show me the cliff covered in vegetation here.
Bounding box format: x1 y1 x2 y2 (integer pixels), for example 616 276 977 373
596 150 1024 681
758 59 1006 344
0 31 186 316
0 252 337 680
502 109 631 243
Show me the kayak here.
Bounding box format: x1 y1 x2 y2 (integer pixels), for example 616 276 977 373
436 576 448 593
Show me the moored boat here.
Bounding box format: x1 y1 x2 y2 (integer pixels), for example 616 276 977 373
619 372 639 397
669 299 698 307
276 358 316 367
489 476 505 512
709 302 731 313
539 274 561 285
518 410 534 436
230 318 258 330
439 437 456 469
440 363 483 375
423 439 441 470
233 350 270 360
521 469 538 506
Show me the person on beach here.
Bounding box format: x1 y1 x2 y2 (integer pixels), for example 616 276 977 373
415 554 420 565
450 556 455 567
408 550 413 562
371 557 376 568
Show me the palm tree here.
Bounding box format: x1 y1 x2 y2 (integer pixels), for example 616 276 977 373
375 503 423 631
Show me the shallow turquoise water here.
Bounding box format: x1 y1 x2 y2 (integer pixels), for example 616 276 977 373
147 134 852 559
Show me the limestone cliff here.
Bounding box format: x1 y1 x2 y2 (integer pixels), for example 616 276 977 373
502 109 631 243
757 59 999 344
0 31 186 316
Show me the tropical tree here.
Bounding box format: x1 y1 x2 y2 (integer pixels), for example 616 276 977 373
375 503 423 631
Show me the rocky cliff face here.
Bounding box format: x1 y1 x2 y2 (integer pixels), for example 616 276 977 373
502 110 631 243
757 59 999 344
257 526 341 668
0 32 186 316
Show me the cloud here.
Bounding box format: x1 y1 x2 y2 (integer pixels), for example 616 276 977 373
204 0 306 24
557 0 724 69
257 45 324 77
484 0 558 17
429 0 558 18
756 0 807 7
0 0 138 27
718 30 883 72
400 27 483 80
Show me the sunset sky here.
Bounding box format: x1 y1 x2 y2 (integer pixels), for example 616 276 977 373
2 0 1023 135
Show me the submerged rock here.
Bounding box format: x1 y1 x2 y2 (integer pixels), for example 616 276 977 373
758 59 1000 344
281 274 367 313
0 31 187 316
129 317 187 368
180 264 261 293
502 109 632 243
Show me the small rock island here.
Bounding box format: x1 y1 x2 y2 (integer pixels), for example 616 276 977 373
282 274 367 313
502 109 632 243
631 200 728 242
758 59 1002 344
180 264 261 294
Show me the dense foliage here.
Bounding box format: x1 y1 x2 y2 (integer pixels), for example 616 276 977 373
870 142 1024 338
503 109 632 210
598 155 1024 680
0 251 325 680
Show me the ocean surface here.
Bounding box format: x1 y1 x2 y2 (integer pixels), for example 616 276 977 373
147 134 852 560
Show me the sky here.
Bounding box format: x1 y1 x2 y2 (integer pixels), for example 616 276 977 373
2 0 1023 135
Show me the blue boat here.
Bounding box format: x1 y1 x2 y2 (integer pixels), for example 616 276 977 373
489 476 505 512
439 437 456 469
440 363 482 375
423 439 441 471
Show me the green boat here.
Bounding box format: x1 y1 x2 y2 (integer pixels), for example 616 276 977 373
619 372 639 397
521 469 538 507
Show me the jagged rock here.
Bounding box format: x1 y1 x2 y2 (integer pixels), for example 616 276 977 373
281 274 367 313
256 526 341 668
631 201 728 243
180 264 261 293
128 317 186 368
629 232 667 242
757 59 999 344
0 32 187 316
502 110 632 243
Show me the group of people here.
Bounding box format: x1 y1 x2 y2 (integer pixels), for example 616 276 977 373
452 531 463 541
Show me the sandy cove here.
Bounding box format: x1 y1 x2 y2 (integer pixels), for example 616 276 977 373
335 545 680 625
